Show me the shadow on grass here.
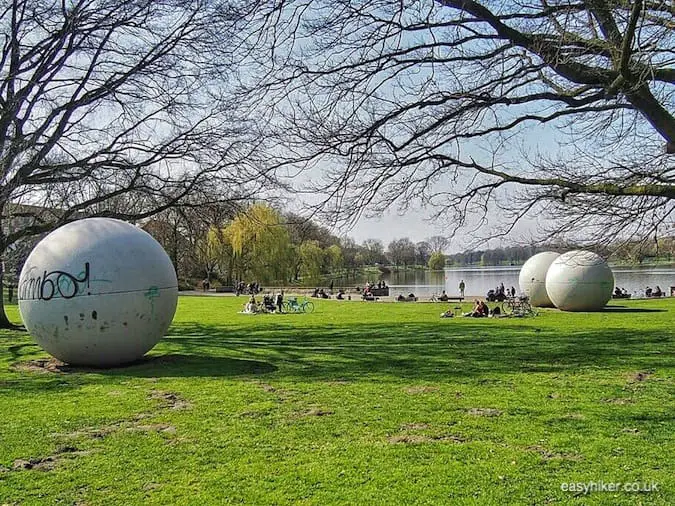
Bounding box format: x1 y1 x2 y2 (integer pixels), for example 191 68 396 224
6 353 276 378
105 354 277 377
152 320 675 381
4 318 673 384
601 307 666 313
1 353 277 394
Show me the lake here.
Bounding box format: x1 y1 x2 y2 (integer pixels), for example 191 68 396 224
337 265 675 299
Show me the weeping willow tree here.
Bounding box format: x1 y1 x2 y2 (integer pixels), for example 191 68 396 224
198 226 232 285
208 204 293 285
298 240 324 284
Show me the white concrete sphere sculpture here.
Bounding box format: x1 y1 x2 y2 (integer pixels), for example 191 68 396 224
518 251 561 307
18 218 178 366
545 250 614 311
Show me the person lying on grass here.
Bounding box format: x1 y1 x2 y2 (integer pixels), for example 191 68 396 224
440 307 454 318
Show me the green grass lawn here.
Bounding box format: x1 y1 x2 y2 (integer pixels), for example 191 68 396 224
1 296 673 505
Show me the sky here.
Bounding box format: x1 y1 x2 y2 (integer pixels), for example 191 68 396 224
347 210 445 245
340 208 541 254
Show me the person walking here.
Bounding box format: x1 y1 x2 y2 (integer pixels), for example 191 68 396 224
459 279 465 297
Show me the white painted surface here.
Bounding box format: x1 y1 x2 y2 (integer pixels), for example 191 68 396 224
518 251 561 307
19 218 178 366
545 250 614 311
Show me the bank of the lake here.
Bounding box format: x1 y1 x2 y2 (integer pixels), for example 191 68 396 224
328 264 675 299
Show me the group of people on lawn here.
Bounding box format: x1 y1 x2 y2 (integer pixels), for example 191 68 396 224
645 286 663 297
241 291 284 314
312 286 348 300
440 298 500 318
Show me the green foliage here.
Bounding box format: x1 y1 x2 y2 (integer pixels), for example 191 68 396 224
428 251 446 270
324 244 343 272
1 297 674 504
195 206 349 285
203 227 230 275
298 240 324 283
224 204 293 283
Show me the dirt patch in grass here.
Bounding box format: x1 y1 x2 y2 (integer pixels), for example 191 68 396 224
628 370 653 383
388 434 465 444
467 407 503 417
389 422 465 444
404 385 440 394
54 412 171 442
301 407 334 417
126 423 176 434
150 390 192 410
9 355 202 375
11 445 90 472
257 382 294 401
10 358 70 374
526 445 583 461
56 425 118 440
259 383 277 393
601 398 635 405
12 456 58 471
400 423 430 431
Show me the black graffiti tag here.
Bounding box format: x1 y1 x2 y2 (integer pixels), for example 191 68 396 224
20 262 90 301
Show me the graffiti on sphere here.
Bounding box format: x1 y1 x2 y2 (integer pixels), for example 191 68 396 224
20 262 90 301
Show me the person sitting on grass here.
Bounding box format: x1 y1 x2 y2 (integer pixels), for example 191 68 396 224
262 294 276 312
362 289 376 301
240 295 259 314
464 299 488 317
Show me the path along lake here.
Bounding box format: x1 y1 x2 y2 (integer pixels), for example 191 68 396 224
338 265 675 299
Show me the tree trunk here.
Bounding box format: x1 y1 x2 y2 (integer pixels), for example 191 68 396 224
0 258 21 329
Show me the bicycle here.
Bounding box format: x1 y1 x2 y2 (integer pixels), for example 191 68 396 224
284 297 315 313
501 296 538 317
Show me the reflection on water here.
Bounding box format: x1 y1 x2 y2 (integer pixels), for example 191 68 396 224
334 265 675 298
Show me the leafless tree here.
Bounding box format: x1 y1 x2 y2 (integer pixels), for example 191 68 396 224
142 191 245 285
427 235 451 253
239 0 674 249
387 237 417 267
0 0 281 327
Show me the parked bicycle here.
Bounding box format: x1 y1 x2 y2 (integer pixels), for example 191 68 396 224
501 296 537 317
284 297 315 313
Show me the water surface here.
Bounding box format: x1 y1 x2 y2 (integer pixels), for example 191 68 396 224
335 265 675 299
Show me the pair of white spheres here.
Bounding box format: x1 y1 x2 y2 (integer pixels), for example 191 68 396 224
18 218 178 366
519 250 614 311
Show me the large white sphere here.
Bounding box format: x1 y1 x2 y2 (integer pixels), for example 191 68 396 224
545 250 614 311
18 218 178 366
519 251 561 307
